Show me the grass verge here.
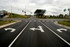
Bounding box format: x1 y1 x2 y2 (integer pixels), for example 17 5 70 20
0 20 15 26
58 21 70 27
36 16 65 19
8 13 31 18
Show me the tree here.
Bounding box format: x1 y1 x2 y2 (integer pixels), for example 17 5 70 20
59 14 64 18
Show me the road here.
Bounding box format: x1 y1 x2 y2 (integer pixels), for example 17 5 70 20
0 17 70 47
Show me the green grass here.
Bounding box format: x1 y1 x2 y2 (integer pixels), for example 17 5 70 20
8 14 30 18
58 21 70 26
46 17 65 19
0 20 15 26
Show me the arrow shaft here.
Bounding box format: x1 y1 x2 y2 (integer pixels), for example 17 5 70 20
57 29 62 32
30 26 44 32
38 26 44 32
57 28 67 33
5 28 16 32
11 29 16 32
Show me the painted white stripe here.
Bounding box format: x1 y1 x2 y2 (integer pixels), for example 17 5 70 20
30 26 44 32
25 20 28 22
34 20 36 22
5 28 16 32
57 28 67 33
40 21 70 46
8 21 31 47
46 21 48 22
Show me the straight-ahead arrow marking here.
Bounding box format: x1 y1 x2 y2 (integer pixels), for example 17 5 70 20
30 26 44 32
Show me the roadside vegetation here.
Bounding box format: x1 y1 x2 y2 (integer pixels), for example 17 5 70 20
0 20 15 26
0 10 31 18
8 13 31 18
36 14 68 19
58 21 70 27
36 16 65 19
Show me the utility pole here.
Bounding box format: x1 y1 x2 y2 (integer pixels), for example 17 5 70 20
11 0 13 19
25 7 26 16
24 12 26 16
64 8 70 21
22 10 26 16
68 8 70 21
11 6 12 18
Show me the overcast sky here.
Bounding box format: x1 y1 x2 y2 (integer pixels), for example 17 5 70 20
0 0 70 15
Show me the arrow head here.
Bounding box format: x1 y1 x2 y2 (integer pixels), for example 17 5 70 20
5 29 8 31
5 28 16 32
30 26 44 32
30 28 36 31
57 28 67 33
38 26 41 27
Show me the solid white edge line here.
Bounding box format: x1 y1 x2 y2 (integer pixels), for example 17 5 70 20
39 21 70 46
8 21 31 47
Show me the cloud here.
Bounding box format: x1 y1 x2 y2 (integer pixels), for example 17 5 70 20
0 0 70 15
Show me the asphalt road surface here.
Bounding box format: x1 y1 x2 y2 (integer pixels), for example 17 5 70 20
0 17 70 47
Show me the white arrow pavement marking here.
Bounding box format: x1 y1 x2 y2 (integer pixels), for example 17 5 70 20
5 28 16 32
30 28 36 31
40 21 70 46
30 26 44 32
57 28 67 33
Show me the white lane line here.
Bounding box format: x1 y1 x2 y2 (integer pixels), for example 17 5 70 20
46 21 49 22
42 20 45 22
25 20 28 22
8 21 31 47
39 21 70 46
34 20 36 22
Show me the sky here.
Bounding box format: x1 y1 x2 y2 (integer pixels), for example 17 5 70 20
0 0 70 15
